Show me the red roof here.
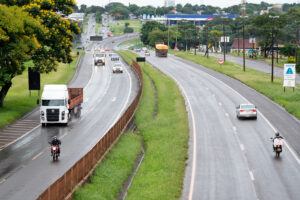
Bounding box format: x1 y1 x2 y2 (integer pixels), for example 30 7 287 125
231 38 258 49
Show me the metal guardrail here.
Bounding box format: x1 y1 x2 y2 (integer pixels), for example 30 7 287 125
37 60 143 200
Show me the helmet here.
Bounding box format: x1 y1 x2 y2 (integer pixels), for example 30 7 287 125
275 132 279 137
53 136 57 140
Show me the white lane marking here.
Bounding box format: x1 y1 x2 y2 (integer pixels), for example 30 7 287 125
249 171 255 181
0 125 41 152
225 113 229 117
240 144 245 151
32 151 44 161
148 61 197 200
202 70 300 166
112 97 116 102
111 59 133 125
232 126 237 132
60 133 68 139
219 102 222 106
0 179 6 184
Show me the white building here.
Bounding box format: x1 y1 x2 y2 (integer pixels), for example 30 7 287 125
164 0 175 7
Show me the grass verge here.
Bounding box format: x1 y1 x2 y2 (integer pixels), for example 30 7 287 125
0 50 84 128
118 50 189 199
170 50 300 120
73 133 142 200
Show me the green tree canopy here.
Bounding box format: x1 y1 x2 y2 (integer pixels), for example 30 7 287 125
0 5 45 106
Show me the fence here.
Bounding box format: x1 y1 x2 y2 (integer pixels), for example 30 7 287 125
37 60 143 200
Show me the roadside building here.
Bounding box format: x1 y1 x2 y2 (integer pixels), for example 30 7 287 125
231 38 259 57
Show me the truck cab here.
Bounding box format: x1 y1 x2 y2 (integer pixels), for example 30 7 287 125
40 85 83 126
94 50 106 66
40 85 69 126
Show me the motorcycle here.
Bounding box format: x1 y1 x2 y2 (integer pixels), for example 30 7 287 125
271 138 283 157
51 145 60 161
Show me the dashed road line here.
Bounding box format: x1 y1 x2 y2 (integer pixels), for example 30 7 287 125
249 171 255 181
225 113 229 117
32 152 44 160
218 102 222 106
240 144 245 151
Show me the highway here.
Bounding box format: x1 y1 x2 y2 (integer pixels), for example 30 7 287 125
0 15 139 200
138 51 300 200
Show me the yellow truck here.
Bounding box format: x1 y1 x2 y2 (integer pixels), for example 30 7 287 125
155 43 168 57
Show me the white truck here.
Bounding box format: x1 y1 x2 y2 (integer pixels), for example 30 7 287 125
94 50 106 66
40 84 83 126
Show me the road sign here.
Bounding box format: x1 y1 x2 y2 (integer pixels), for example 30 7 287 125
283 63 296 87
218 58 224 65
220 36 229 43
90 36 103 41
136 57 146 62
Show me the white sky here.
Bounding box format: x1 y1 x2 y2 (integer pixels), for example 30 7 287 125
76 0 299 8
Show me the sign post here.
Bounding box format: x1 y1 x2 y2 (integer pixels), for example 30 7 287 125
283 63 296 92
218 58 224 67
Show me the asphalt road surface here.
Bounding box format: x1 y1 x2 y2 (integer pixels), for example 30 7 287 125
0 16 139 199
138 51 300 200
202 52 300 84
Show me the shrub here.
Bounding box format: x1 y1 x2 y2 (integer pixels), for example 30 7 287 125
124 27 134 33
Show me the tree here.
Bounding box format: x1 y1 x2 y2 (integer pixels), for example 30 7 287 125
140 21 167 45
210 30 223 52
148 29 168 46
0 5 44 106
110 6 130 19
129 4 139 17
80 4 87 13
0 0 80 106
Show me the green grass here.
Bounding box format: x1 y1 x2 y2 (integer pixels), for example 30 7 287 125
170 50 300 120
73 133 142 200
0 50 84 128
118 50 189 199
230 52 287 68
120 38 141 46
109 20 141 36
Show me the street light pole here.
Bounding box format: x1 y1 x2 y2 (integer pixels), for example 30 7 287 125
243 17 245 71
269 15 279 82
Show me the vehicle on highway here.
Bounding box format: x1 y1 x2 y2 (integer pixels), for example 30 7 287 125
135 47 141 52
50 136 61 161
94 50 106 66
145 50 150 56
271 133 284 157
142 47 147 51
112 62 123 73
105 48 110 51
76 46 84 50
40 85 83 126
155 43 168 57
236 103 257 119
111 55 120 61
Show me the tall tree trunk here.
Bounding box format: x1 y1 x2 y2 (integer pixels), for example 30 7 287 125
0 81 12 107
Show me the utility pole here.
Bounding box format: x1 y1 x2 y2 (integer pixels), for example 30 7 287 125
168 19 170 48
223 21 226 61
238 30 240 56
269 15 279 82
296 26 299 68
242 0 246 72
206 26 209 58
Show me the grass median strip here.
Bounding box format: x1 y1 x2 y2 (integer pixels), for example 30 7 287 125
0 50 83 128
170 50 300 120
73 133 142 200
119 50 189 199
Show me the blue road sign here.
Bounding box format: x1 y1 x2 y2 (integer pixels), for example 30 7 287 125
286 68 293 74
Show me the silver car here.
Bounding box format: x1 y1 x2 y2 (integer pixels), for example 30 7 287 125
112 63 123 73
236 104 257 119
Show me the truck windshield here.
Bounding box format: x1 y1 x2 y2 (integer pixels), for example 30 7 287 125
96 54 105 57
42 100 65 106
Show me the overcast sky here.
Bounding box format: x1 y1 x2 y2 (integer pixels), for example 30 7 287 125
76 0 299 8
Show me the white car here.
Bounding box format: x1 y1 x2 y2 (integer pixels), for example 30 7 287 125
236 104 257 119
145 50 150 56
112 63 123 73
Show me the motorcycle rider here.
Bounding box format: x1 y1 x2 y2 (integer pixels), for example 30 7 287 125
50 136 61 156
272 132 284 151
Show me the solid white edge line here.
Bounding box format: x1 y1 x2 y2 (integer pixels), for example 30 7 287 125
32 151 44 161
202 68 300 166
249 171 255 181
145 54 197 200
